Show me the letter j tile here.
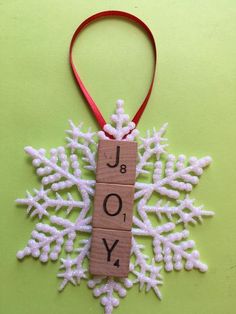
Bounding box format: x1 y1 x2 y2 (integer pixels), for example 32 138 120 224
96 140 137 185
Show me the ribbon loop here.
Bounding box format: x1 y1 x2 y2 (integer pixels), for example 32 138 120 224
69 10 157 130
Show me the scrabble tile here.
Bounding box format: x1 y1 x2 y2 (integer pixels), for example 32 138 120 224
89 228 131 277
96 140 137 185
92 183 134 231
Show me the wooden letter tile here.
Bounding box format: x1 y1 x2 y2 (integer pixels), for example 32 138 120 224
96 140 137 185
89 228 131 277
92 183 134 231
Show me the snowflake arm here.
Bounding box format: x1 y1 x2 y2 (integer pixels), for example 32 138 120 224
66 120 97 172
98 100 138 141
58 238 91 291
23 146 95 194
136 123 168 176
130 237 163 299
135 154 212 200
16 188 86 218
143 196 214 226
88 276 132 314
16 214 92 262
132 219 208 272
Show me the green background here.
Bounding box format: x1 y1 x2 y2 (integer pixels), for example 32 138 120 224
1 1 236 313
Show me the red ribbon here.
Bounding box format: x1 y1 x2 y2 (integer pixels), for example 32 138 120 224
69 10 157 130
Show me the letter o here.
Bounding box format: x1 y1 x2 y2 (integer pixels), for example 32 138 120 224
103 193 122 216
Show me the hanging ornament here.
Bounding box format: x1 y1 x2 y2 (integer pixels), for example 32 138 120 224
16 11 214 314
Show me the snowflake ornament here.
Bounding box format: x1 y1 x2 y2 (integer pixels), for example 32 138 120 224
16 100 214 313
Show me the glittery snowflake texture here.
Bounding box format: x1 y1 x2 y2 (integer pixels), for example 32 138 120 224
16 100 214 313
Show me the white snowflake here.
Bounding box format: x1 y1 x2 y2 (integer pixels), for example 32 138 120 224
16 100 214 314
